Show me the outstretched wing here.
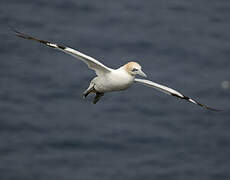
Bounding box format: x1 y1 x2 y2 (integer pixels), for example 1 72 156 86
134 78 221 111
14 30 112 76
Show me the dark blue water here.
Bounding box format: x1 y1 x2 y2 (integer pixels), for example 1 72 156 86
1 1 230 180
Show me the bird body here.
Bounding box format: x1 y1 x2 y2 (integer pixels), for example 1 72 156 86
14 30 220 111
93 66 135 93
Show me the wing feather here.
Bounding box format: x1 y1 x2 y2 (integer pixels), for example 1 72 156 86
134 78 221 111
14 30 112 76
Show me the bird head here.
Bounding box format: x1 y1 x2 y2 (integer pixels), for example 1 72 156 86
125 62 147 77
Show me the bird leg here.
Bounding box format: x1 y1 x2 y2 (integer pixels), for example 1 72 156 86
82 83 96 98
82 83 104 104
93 92 104 104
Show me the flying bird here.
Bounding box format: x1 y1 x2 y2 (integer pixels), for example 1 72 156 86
14 30 220 111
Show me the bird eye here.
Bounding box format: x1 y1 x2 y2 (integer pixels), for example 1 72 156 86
131 68 138 72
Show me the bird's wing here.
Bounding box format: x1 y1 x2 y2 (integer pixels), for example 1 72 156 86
14 30 112 76
134 78 221 111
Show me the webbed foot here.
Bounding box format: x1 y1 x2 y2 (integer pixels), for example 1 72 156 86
93 92 104 104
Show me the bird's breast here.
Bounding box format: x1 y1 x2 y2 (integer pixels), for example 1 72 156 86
94 71 134 92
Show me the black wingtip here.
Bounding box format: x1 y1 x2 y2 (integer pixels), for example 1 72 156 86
11 28 34 40
12 29 54 46
201 105 223 112
9 27 23 37
12 29 66 50
171 93 222 112
193 100 223 112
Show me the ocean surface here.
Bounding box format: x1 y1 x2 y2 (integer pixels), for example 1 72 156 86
0 0 230 180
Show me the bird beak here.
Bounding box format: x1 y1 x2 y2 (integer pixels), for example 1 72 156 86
138 69 147 77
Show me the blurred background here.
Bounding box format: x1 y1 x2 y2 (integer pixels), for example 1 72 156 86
0 0 230 179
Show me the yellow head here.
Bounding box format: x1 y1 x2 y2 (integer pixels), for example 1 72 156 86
124 62 147 77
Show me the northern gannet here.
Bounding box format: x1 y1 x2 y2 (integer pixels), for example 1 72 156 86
14 30 220 111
